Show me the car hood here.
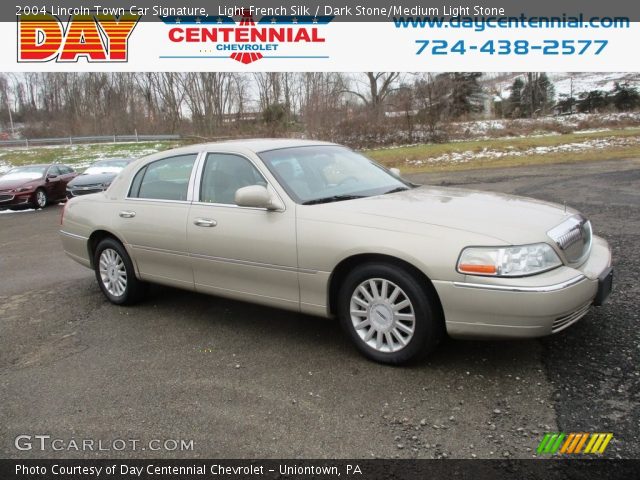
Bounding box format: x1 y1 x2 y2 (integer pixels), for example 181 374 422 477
0 178 41 191
68 173 117 187
311 185 576 245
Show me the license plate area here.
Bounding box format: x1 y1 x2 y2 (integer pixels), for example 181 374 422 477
594 267 613 306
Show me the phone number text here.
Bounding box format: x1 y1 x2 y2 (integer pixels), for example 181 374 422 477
415 39 608 56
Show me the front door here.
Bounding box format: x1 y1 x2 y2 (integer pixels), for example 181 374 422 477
187 152 299 310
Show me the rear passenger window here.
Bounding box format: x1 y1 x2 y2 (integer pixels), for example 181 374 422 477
129 154 196 201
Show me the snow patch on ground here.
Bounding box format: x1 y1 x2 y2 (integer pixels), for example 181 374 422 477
0 208 36 214
0 142 171 173
450 112 640 139
407 135 640 166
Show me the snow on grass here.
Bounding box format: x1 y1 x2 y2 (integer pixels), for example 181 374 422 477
450 112 640 139
406 135 640 166
0 141 180 173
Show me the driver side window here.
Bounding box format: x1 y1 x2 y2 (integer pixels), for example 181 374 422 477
200 153 266 205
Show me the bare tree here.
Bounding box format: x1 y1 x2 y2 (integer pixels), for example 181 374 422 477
345 73 401 115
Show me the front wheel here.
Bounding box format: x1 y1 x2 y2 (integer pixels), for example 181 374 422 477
94 237 146 305
337 263 443 365
33 188 47 209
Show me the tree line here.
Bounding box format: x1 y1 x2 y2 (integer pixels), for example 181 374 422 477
0 72 638 146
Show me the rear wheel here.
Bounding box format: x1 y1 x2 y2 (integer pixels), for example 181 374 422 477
93 237 145 305
34 188 47 209
337 263 443 365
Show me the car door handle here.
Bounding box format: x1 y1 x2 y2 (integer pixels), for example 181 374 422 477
119 210 136 218
194 218 217 227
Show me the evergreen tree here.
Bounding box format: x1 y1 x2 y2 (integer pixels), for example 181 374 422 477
448 72 484 119
521 73 555 117
577 90 608 113
611 82 640 111
507 77 524 117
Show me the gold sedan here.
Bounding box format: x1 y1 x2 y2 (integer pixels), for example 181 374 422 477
60 140 613 364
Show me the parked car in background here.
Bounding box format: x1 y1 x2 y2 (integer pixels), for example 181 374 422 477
60 140 613 364
0 164 76 209
66 158 133 199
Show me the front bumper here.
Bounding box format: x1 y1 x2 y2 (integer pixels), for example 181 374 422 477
433 235 612 339
0 192 34 208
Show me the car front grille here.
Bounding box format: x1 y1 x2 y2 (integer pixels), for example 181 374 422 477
0 193 14 202
552 302 591 333
69 184 104 196
547 215 592 266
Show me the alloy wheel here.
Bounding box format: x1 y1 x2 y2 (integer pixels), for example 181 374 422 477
349 278 416 353
99 248 128 297
35 190 47 208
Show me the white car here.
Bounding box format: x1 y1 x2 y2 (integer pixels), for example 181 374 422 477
60 139 613 364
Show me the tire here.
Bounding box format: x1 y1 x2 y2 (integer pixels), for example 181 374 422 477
337 262 444 365
93 237 146 305
33 188 47 209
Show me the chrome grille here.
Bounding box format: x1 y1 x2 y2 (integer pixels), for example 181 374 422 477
68 184 104 196
71 183 103 190
547 215 592 266
552 302 591 333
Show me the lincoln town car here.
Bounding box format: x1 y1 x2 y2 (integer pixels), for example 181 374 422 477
60 140 613 364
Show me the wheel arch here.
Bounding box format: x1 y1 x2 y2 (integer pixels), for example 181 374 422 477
327 253 445 322
87 229 129 269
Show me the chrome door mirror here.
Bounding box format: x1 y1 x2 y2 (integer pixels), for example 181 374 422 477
390 167 401 177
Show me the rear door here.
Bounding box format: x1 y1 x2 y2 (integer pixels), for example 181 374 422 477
113 153 198 288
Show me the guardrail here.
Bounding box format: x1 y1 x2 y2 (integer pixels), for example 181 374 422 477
0 134 182 148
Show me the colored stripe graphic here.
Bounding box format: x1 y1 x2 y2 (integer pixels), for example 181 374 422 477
538 433 613 454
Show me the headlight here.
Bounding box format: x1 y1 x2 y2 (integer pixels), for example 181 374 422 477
457 243 562 277
14 186 32 193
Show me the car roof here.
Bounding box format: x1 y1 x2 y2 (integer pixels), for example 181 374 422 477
214 138 338 153
92 158 134 163
127 138 342 167
164 138 337 155
12 163 50 168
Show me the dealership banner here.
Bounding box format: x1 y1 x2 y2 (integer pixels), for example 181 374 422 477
2 0 640 71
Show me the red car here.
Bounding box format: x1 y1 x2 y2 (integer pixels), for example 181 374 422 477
0 164 77 209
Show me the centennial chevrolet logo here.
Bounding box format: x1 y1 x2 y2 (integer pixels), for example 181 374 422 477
537 432 614 455
163 9 332 64
18 13 139 62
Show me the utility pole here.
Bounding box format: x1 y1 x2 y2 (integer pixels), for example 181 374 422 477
6 96 15 137
570 75 574 114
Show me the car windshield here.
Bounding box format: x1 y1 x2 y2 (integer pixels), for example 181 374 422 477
83 159 130 175
259 146 411 204
2 166 46 181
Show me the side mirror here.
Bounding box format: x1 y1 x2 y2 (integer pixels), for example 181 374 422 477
46 174 58 181
390 167 401 177
235 185 281 210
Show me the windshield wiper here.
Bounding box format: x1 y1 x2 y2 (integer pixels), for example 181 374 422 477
302 194 366 205
383 186 410 195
